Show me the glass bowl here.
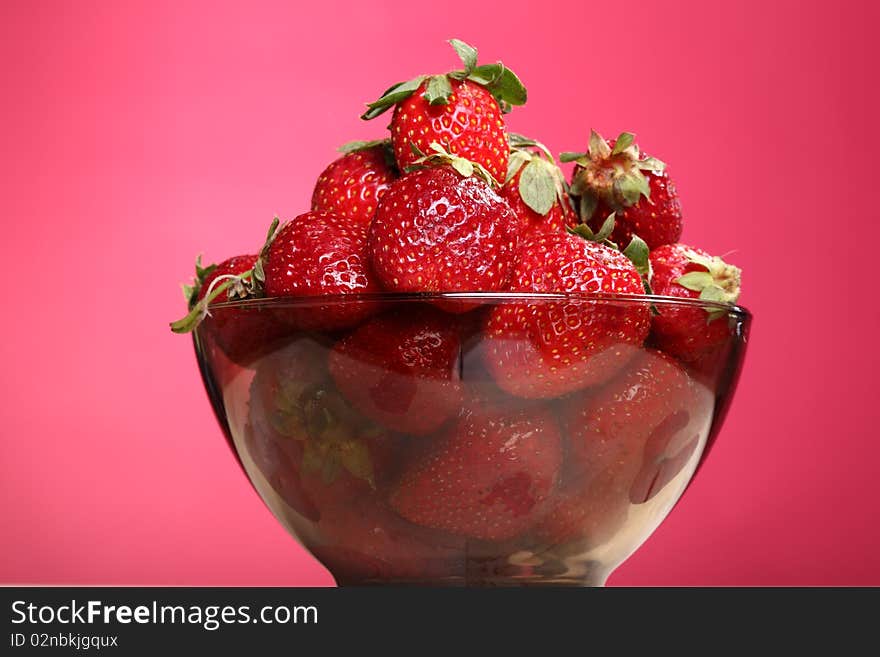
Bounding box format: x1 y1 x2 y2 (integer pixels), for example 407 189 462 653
192 292 750 586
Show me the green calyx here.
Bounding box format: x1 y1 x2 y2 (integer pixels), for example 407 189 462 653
567 212 619 250
507 134 571 216
169 217 282 334
406 141 499 187
675 250 742 320
337 137 397 169
275 384 377 489
181 255 218 308
567 213 654 293
361 38 527 120
564 130 666 222
337 137 391 154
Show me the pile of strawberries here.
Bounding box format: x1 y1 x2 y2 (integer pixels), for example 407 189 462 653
173 40 743 581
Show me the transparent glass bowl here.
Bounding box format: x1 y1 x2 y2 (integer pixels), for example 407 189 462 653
193 293 750 586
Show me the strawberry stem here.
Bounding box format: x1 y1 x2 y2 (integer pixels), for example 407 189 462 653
169 269 254 334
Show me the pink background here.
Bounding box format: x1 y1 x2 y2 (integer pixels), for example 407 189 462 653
2 0 878 586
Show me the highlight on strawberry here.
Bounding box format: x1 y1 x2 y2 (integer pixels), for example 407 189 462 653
170 37 750 587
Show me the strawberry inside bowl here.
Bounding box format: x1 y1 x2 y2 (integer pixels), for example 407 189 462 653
192 292 750 586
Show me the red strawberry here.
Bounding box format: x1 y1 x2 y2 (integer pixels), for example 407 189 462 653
311 140 398 228
564 130 682 250
242 420 320 522
188 254 288 366
264 211 381 329
368 161 520 300
248 338 391 491
328 305 463 435
361 39 527 184
500 135 577 238
244 338 333 520
312 500 466 584
484 231 650 398
389 403 563 542
649 243 742 362
534 349 713 547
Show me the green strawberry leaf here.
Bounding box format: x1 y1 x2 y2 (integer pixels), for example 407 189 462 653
449 38 478 76
589 130 612 159
623 234 651 279
578 193 598 223
559 151 586 163
194 254 217 283
468 63 527 111
611 132 636 155
592 213 615 242
252 257 265 284
361 75 426 120
423 74 453 105
518 158 557 215
450 157 474 178
338 138 390 154
676 271 715 291
637 156 666 173
698 284 728 303
340 440 375 489
182 255 218 307
615 170 651 206
509 133 539 149
567 223 596 240
505 149 531 183
466 62 502 86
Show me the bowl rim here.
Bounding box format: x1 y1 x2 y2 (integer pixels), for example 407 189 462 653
205 292 751 318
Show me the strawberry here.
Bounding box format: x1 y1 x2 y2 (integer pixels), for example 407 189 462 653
500 135 577 238
563 130 682 250
242 339 467 582
245 338 332 520
246 338 404 516
484 231 650 398
311 140 398 228
264 211 381 329
649 243 742 362
534 349 712 547
361 39 527 183
312 500 466 584
242 420 320 522
389 402 563 542
368 155 520 301
328 305 463 435
181 254 288 366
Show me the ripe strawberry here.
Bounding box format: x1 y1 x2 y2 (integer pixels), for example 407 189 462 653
312 499 466 584
484 231 650 398
368 160 520 300
649 243 742 362
241 339 468 583
247 338 400 515
264 211 381 329
389 403 563 542
534 349 712 547
185 254 288 366
311 140 398 228
242 420 320 522
362 39 527 183
563 130 682 250
328 305 463 435
564 349 712 505
500 135 576 238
